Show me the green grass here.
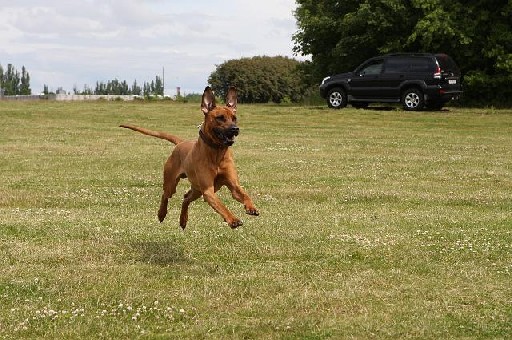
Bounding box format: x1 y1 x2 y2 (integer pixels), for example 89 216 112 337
1 101 511 339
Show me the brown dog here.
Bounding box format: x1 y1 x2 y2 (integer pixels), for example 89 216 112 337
120 86 259 229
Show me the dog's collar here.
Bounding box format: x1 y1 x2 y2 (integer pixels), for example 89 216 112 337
199 129 224 149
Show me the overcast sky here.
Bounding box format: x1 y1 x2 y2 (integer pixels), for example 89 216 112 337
0 0 304 96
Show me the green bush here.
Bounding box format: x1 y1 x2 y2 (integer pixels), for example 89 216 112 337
209 56 307 104
461 72 512 107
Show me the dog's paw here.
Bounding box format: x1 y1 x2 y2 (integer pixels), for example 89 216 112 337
246 208 259 216
229 219 244 229
158 210 167 223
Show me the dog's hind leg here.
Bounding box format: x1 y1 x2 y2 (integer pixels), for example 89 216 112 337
179 188 202 229
158 194 171 223
158 159 182 223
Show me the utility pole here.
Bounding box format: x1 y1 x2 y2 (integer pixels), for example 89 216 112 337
162 66 165 96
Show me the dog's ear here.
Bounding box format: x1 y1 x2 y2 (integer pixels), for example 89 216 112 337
201 86 216 115
225 86 237 113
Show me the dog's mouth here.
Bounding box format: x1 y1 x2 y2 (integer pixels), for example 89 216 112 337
214 127 239 146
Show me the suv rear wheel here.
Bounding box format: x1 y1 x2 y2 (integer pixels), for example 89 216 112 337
327 87 347 109
401 88 424 111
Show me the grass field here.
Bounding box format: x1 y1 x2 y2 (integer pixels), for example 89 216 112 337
0 101 511 339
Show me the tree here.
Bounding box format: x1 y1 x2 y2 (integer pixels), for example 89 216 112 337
4 64 20 95
20 66 31 95
132 80 141 96
143 82 151 97
139 76 164 97
293 0 512 94
208 56 306 103
0 63 32 95
153 76 164 96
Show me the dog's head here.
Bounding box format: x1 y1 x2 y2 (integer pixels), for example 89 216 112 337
201 86 239 147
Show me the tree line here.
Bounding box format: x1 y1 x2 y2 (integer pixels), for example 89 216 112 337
0 62 164 97
0 63 31 95
70 76 164 96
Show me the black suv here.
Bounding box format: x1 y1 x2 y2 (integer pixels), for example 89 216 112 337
319 53 462 111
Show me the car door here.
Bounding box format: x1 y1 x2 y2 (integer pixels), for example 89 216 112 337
349 58 384 99
378 57 410 99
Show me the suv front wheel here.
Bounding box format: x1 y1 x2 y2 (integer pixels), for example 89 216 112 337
327 87 347 109
401 88 424 111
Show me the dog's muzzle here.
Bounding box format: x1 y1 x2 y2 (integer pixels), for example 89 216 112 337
214 125 239 146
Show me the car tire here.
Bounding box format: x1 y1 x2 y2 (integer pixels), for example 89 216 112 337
401 88 424 111
327 87 347 109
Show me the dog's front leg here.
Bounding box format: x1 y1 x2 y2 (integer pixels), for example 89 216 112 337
228 184 259 216
202 188 243 228
222 172 259 217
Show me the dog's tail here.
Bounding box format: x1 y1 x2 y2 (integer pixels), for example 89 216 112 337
119 124 183 145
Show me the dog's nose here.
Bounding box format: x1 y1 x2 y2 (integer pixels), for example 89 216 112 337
229 125 239 135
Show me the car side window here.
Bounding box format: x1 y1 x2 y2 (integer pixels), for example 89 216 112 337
384 58 410 73
358 60 384 76
410 58 434 72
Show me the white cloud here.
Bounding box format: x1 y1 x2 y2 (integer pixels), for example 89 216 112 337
0 0 302 95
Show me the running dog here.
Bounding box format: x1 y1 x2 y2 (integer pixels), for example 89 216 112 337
120 86 259 229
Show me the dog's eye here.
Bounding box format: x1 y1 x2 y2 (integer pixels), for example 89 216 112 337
215 115 226 122
232 115 237 122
